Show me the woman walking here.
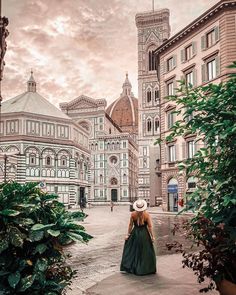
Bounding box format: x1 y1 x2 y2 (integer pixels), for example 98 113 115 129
120 199 156 275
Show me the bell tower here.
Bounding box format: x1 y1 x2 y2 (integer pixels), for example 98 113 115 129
135 8 170 206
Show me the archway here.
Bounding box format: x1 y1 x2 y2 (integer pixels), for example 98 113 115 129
167 178 178 212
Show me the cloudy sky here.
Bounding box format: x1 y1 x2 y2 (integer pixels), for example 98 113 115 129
2 0 218 107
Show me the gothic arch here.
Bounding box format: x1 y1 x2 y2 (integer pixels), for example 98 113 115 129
146 86 152 104
110 177 118 185
154 116 160 133
146 116 153 133
146 43 158 72
41 147 56 156
24 146 41 154
57 149 72 158
6 145 19 153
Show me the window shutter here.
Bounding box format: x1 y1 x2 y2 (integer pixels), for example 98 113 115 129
182 142 186 160
201 64 207 83
201 35 206 50
181 49 185 63
167 113 170 129
195 139 201 152
214 26 220 42
173 55 177 68
163 61 167 74
175 144 178 161
165 146 168 163
192 41 197 56
215 56 220 77
193 68 197 87
173 79 177 94
180 75 185 83
163 84 167 98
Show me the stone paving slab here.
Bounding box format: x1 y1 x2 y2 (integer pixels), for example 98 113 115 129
87 254 219 295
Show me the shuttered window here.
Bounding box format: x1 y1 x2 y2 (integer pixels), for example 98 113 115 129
201 26 220 50
168 145 176 162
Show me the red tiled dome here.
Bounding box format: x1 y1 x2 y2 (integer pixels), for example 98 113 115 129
106 74 138 134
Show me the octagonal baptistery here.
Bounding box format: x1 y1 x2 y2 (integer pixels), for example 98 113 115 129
106 73 138 142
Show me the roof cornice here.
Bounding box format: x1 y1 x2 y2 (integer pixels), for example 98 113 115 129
154 0 236 55
60 95 107 109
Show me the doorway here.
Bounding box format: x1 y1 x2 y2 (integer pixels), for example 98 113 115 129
111 189 118 202
79 187 86 208
167 178 178 212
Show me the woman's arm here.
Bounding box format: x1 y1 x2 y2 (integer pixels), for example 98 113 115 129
125 215 134 240
147 213 155 242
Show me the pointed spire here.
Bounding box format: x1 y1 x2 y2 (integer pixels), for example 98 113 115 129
122 72 132 96
27 69 36 92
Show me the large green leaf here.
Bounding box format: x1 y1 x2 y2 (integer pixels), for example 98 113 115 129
9 227 24 248
29 230 44 242
31 223 55 231
33 244 47 254
0 239 8 254
47 229 60 237
19 275 35 292
0 209 20 216
8 271 21 288
35 258 48 272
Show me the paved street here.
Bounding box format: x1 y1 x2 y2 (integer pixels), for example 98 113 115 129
67 206 217 295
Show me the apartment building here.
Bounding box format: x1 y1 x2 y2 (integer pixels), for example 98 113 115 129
155 0 236 211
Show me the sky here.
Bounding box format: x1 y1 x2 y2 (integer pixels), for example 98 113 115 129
2 0 219 107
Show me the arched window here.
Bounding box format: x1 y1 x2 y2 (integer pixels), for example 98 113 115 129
154 118 160 132
147 119 152 132
147 90 152 103
29 154 36 166
100 174 103 184
123 174 127 184
46 156 51 166
149 50 156 71
111 177 118 185
61 156 67 167
154 89 159 101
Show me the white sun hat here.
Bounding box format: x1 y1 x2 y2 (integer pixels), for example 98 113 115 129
133 199 147 212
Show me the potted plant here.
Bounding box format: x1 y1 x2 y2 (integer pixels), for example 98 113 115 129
163 62 236 293
0 182 92 294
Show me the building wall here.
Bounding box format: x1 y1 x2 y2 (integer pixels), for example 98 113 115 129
135 9 170 206
157 2 236 211
0 114 91 206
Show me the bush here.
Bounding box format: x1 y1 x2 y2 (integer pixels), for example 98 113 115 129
163 63 236 292
0 182 92 294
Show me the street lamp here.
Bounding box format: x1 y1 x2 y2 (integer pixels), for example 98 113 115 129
0 151 19 182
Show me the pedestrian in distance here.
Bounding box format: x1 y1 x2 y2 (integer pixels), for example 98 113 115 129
110 201 114 212
120 198 156 275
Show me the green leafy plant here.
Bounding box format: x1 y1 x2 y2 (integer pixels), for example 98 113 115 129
0 182 92 294
164 62 236 292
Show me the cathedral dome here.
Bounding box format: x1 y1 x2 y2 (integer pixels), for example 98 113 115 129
106 73 138 134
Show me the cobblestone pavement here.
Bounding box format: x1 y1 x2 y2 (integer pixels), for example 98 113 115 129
66 206 197 295
67 206 130 295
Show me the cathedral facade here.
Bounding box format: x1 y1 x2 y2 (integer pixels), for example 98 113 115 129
60 75 138 204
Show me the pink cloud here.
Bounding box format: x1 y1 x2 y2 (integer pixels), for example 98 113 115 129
2 0 219 107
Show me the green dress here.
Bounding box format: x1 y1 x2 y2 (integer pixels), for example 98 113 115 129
120 220 156 275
